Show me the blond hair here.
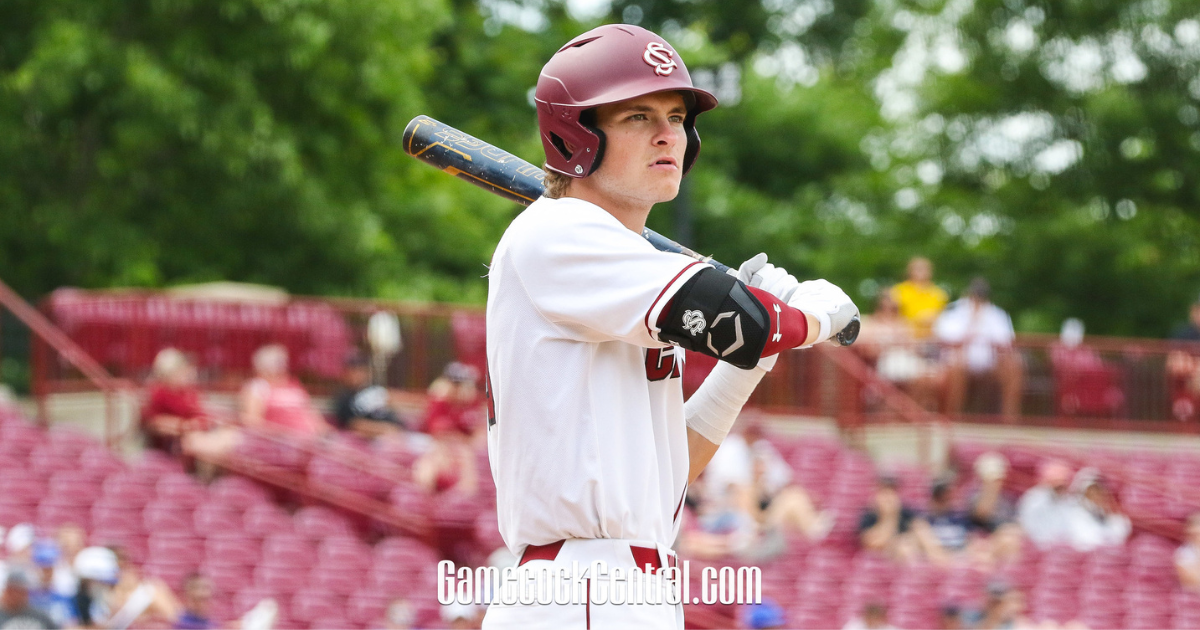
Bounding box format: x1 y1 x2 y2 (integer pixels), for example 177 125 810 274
542 166 571 199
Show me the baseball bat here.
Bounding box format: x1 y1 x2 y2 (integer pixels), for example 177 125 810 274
402 115 859 346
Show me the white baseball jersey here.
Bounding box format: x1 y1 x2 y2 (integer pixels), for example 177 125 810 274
485 195 709 557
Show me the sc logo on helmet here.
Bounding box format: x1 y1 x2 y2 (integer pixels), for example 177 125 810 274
643 42 678 76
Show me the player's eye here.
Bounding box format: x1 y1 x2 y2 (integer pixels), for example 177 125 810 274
669 114 685 124
627 113 648 121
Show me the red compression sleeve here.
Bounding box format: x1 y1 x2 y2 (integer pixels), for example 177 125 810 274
747 286 808 357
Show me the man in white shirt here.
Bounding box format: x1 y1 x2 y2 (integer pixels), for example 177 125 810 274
482 23 858 629
933 277 1024 418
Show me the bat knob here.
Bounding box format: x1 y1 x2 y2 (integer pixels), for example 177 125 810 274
834 316 861 347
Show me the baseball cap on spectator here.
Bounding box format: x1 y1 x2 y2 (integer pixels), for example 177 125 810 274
745 597 786 629
1038 460 1072 489
74 547 119 584
443 362 478 384
6 524 33 554
974 452 1008 482
31 540 59 568
1069 467 1104 494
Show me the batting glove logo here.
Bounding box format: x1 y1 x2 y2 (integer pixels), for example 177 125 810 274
643 42 678 76
682 310 707 336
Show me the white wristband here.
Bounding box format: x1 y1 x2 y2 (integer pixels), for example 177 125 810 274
797 308 830 348
684 360 768 445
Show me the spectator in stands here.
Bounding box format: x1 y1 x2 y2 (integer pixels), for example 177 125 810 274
967 453 1015 532
858 289 942 409
3 525 35 577
859 475 943 564
939 604 963 630
1017 460 1075 548
171 574 214 630
1064 467 1130 550
934 278 1024 419
240 344 328 438
678 477 759 558
384 598 416 629
142 349 208 455
414 363 482 496
892 256 949 339
843 602 895 630
704 423 833 546
743 597 786 629
105 547 182 628
333 353 405 440
1168 294 1200 420
51 526 84 600
962 581 1029 630
71 547 118 629
1175 512 1200 590
925 478 970 557
1050 319 1124 416
0 569 57 629
28 541 75 627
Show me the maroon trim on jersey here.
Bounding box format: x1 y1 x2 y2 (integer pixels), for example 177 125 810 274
518 539 565 566
746 286 809 356
631 545 662 574
585 578 591 629
644 261 703 339
673 482 688 524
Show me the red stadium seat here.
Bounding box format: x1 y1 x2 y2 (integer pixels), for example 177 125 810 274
155 472 210 509
79 447 126 479
308 567 360 597
261 533 316 568
209 476 272 510
205 533 262 566
148 533 205 566
143 502 195 533
36 498 92 530
0 476 46 503
293 505 353 541
347 590 392 625
0 500 36 528
200 560 256 596
242 503 294 538
193 503 243 534
316 537 372 572
254 564 309 593
101 472 158 508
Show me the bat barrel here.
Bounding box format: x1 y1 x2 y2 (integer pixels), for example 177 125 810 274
403 116 547 206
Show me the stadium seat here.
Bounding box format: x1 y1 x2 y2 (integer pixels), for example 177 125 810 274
293 505 354 540
205 532 262 565
148 532 205 566
254 564 309 593
308 567 361 597
36 497 92 530
101 472 158 508
209 476 272 510
261 533 316 568
155 472 210 509
347 590 392 625
193 503 243 534
143 502 195 533
242 503 295 538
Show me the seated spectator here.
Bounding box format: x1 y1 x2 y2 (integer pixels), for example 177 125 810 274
51 526 84 600
142 349 208 455
1175 512 1200 590
858 475 943 564
892 256 949 339
172 574 214 630
1168 295 1200 420
843 602 895 630
966 453 1015 532
743 597 786 629
705 423 832 545
934 278 1024 419
240 345 327 438
414 363 482 496
28 541 76 627
677 478 758 559
71 547 119 629
1050 319 1124 416
0 569 57 629
925 478 970 556
858 289 942 409
962 581 1030 630
333 353 405 440
939 604 963 630
142 350 240 470
1017 460 1075 548
105 547 182 628
1064 467 1130 550
3 524 36 578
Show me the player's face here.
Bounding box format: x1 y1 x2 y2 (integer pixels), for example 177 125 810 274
585 91 689 207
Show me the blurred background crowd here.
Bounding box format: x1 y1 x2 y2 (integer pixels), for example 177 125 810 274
4 0 1200 627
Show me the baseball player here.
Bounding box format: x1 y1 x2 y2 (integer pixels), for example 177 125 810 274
482 24 858 629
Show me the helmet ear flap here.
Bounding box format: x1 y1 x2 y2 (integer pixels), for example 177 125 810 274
681 112 702 175
579 110 607 176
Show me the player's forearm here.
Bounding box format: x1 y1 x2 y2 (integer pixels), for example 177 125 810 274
686 428 720 484
683 359 770 482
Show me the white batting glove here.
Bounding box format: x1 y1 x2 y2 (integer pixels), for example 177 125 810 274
734 253 803 371
788 279 859 346
735 253 801 302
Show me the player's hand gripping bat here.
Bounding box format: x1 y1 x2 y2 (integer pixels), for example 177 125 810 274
402 115 860 346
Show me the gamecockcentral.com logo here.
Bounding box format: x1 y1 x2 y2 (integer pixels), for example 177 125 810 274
437 560 762 607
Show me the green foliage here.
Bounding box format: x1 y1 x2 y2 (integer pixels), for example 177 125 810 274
3 0 1200 336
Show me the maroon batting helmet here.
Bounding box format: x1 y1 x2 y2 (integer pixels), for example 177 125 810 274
535 24 718 178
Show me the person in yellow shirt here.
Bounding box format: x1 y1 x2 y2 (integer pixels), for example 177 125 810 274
892 257 949 339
